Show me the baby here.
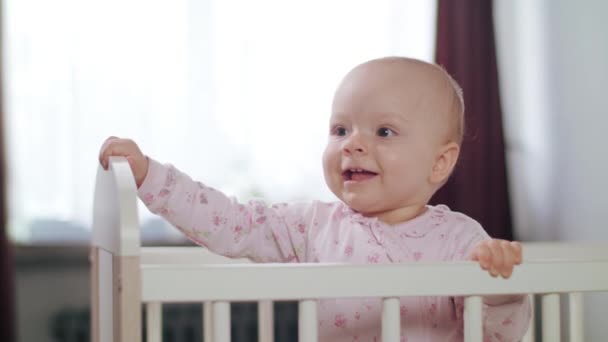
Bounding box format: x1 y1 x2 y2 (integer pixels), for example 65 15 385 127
99 57 530 341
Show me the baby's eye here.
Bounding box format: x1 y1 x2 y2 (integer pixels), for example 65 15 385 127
332 126 348 136
377 127 395 137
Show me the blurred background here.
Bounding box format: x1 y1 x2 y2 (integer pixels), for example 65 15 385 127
1 0 607 341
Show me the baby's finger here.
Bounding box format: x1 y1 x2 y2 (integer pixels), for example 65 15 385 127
499 240 515 278
511 241 523 264
471 243 492 270
488 240 504 277
98 136 119 169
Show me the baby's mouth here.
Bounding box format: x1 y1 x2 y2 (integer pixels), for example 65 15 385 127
342 168 378 182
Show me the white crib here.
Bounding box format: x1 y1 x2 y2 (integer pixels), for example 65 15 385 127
90 157 608 342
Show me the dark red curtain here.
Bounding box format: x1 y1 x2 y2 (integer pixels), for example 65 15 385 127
0 3 16 340
431 0 513 240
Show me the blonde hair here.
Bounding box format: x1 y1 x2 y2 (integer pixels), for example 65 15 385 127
437 65 465 145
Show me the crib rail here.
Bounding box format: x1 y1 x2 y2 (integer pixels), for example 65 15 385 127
139 260 608 302
140 242 608 263
91 157 608 342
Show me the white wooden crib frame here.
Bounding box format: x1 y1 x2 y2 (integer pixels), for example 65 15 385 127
91 157 608 342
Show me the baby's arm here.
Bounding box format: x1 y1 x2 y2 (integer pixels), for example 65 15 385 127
99 137 308 263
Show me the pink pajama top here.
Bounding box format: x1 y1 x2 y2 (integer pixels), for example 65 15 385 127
138 159 531 342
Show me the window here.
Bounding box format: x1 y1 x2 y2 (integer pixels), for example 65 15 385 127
5 0 437 243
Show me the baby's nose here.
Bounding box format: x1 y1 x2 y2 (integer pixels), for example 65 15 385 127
343 133 367 154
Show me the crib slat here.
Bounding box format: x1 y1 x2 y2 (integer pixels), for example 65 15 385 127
522 294 535 342
258 300 274 342
542 293 560 342
569 292 584 342
382 297 400 342
146 302 162 342
213 302 231 342
298 299 318 342
464 296 482 342
203 302 213 342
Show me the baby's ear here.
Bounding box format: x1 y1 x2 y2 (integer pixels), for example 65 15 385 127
430 142 460 184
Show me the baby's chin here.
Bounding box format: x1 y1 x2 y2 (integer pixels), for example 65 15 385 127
340 197 383 216
328 184 387 214
341 196 415 222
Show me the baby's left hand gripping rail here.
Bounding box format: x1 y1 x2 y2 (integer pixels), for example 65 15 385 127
90 156 142 342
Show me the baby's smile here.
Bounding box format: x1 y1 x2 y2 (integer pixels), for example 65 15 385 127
342 168 378 182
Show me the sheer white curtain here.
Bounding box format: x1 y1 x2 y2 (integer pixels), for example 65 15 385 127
5 0 437 243
493 0 554 241
495 0 608 242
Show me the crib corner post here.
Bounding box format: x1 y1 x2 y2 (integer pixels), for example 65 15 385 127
91 157 142 342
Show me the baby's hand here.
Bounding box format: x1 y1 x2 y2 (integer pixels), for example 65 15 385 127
98 136 149 187
468 239 523 278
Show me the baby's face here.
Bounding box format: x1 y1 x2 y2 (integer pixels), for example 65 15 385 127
322 59 453 223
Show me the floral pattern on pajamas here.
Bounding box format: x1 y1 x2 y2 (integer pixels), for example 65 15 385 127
138 159 531 342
